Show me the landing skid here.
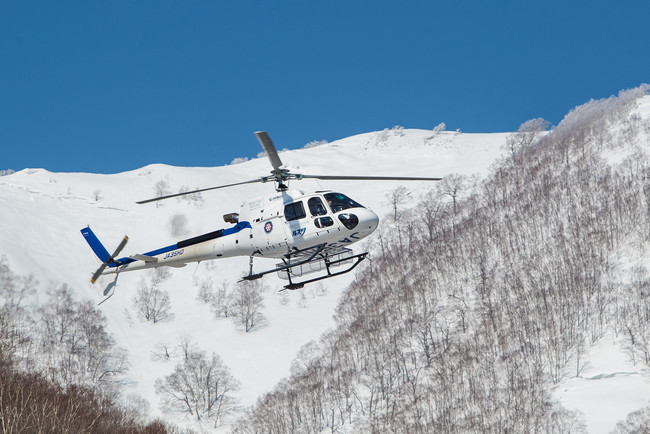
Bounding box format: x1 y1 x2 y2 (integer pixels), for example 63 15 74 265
281 252 368 290
242 244 368 290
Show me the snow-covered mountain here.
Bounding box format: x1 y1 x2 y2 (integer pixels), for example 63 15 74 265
2 87 650 432
0 126 507 429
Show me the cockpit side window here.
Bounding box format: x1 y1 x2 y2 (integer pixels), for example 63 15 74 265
324 193 364 213
284 201 306 222
308 197 328 216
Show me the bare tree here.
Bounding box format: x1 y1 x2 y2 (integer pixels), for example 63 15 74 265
39 285 128 391
132 278 173 323
153 180 171 207
504 117 550 157
177 333 198 361
417 188 447 242
150 267 171 286
0 301 34 370
156 348 239 427
391 125 405 136
229 280 264 332
176 185 204 206
383 186 412 251
384 186 411 222
154 179 171 197
438 173 467 216
613 405 650 433
210 280 233 318
151 341 176 361
195 276 214 304
0 257 36 369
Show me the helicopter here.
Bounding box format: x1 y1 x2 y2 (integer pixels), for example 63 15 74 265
81 131 441 302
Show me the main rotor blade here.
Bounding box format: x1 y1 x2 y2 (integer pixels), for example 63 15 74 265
255 131 283 172
300 174 443 182
136 179 261 204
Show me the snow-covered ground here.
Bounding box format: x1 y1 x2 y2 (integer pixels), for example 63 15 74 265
2 101 650 431
0 128 508 429
555 336 650 433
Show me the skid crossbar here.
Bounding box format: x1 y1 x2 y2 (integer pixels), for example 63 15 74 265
282 252 368 290
241 244 368 290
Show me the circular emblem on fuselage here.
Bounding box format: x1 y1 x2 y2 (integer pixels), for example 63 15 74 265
264 221 273 233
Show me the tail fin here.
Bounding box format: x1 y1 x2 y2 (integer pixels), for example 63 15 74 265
81 227 111 263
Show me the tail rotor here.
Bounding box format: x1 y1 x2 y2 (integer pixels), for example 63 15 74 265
90 235 128 284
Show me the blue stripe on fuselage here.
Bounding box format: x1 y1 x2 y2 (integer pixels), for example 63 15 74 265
109 243 177 267
222 221 252 236
108 221 252 267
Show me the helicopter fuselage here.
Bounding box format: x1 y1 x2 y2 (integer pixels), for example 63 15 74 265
98 189 379 276
81 130 440 298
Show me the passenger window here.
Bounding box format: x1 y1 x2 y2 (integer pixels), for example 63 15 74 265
315 216 334 228
308 197 327 216
284 201 306 222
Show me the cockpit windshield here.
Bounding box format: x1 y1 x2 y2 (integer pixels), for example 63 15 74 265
324 192 364 213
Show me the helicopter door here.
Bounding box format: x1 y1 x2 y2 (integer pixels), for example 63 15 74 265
308 197 334 235
252 206 288 254
284 200 310 246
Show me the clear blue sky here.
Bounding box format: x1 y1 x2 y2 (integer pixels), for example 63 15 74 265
1 1 648 174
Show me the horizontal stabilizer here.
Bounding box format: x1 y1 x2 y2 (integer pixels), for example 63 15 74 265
131 254 158 263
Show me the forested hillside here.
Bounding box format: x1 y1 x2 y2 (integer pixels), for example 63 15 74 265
0 260 175 432
234 86 650 432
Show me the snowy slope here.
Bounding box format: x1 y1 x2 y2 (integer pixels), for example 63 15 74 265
552 94 650 433
0 128 508 429
555 336 650 433
3 94 650 432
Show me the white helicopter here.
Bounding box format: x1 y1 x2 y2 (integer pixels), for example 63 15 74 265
81 132 440 301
